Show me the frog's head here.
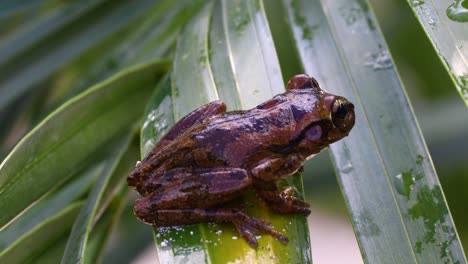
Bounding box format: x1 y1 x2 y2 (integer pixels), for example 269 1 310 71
287 74 355 146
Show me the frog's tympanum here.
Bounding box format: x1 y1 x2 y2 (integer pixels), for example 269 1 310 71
128 74 355 248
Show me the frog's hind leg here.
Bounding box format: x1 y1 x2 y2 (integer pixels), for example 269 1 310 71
133 167 287 247
134 207 287 248
128 100 226 190
140 167 251 207
230 210 288 247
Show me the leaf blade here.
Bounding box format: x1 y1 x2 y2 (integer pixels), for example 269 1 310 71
61 135 132 264
282 0 467 262
0 0 160 112
0 202 84 264
0 165 98 254
141 0 312 263
404 0 468 107
0 60 168 228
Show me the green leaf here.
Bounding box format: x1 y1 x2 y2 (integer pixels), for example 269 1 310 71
0 202 83 264
100 200 154 264
0 60 168 228
32 236 69 264
61 135 132 264
171 1 218 120
140 0 311 263
62 132 140 264
281 0 467 262
404 0 468 107
0 1 105 66
0 0 205 160
141 75 174 158
0 0 159 112
0 164 98 254
83 186 131 264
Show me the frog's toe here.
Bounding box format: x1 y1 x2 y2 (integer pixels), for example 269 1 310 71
286 196 310 207
232 211 288 247
292 205 312 216
289 197 312 215
277 199 311 215
233 220 259 248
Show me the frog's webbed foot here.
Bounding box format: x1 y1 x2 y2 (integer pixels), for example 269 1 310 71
231 210 288 248
254 181 311 216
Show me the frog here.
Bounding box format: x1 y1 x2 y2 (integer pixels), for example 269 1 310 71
127 74 355 248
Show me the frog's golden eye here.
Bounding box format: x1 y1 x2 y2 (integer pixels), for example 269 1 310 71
287 74 320 90
331 99 354 130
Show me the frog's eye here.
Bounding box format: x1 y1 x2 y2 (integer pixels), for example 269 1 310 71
331 99 354 130
287 74 320 90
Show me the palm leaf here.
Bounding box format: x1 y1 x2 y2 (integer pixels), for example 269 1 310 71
0 61 168 228
0 202 83 263
0 166 98 259
404 0 468 107
0 0 466 263
61 134 133 264
279 0 467 262
141 0 311 262
0 0 157 112
0 0 198 158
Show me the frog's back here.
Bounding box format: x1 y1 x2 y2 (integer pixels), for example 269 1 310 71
189 105 296 167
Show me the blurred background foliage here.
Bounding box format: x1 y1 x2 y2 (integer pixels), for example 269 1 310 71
0 0 467 263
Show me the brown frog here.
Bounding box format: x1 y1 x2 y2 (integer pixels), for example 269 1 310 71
127 74 355 248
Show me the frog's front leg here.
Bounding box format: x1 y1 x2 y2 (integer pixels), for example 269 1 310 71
254 180 311 216
250 153 304 181
250 154 311 215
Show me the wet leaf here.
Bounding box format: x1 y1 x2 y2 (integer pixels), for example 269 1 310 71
0 165 99 255
405 0 468 107
61 135 132 264
0 202 83 264
281 0 467 262
140 0 311 263
0 60 168 228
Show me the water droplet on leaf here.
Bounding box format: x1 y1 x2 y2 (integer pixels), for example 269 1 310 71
394 171 417 200
365 50 393 70
416 155 424 165
340 162 354 174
